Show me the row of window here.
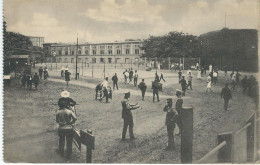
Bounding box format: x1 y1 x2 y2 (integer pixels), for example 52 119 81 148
59 57 137 64
56 49 140 55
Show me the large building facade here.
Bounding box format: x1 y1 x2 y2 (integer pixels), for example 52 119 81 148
43 40 144 66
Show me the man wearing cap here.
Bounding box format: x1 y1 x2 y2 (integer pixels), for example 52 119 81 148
121 92 140 140
221 83 232 110
138 79 147 101
112 73 118 90
58 90 77 113
163 98 178 150
175 89 183 135
56 100 77 160
179 76 187 96
152 81 160 102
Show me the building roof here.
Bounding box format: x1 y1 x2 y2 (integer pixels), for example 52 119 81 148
7 55 30 59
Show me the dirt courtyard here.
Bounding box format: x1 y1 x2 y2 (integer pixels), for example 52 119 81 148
3 68 258 163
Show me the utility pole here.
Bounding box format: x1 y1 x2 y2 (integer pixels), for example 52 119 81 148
75 34 78 80
103 61 105 79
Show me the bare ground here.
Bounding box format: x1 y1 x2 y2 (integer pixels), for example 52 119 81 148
3 69 257 163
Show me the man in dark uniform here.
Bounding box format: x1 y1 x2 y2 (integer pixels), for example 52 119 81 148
221 83 232 110
163 98 178 150
179 76 187 96
58 90 77 113
155 72 160 82
138 79 147 100
121 92 140 140
20 73 27 88
175 89 183 135
26 74 33 90
38 67 43 79
152 81 160 102
65 70 71 86
241 76 248 92
56 100 77 161
129 69 133 82
33 73 40 90
112 73 118 90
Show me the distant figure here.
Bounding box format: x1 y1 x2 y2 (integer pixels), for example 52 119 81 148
179 76 187 96
187 74 193 90
123 69 129 84
129 69 134 82
56 100 77 161
44 68 49 81
134 70 138 86
178 70 182 82
160 71 166 82
121 92 139 140
101 77 109 103
241 76 248 92
138 79 147 101
221 83 232 110
152 81 160 102
65 70 71 86
231 75 236 90
26 74 33 90
38 67 43 79
206 75 212 93
224 67 228 81
209 64 212 72
61 66 65 77
112 73 118 90
33 73 40 89
155 72 160 82
236 71 241 85
197 69 201 80
213 71 218 85
20 74 27 88
163 98 178 150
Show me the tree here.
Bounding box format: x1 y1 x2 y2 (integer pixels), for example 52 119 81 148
141 31 199 58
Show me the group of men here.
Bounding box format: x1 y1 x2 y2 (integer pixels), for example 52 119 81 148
123 68 139 85
20 72 40 90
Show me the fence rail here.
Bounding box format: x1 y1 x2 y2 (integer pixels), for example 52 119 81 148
196 112 259 163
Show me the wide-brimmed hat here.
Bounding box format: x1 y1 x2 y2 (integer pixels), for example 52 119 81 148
176 89 182 95
61 90 70 98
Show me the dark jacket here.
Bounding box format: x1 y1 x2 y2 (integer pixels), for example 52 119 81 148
112 75 118 83
138 82 147 91
179 79 187 88
58 97 77 109
163 106 178 126
221 87 232 100
121 98 137 119
33 75 40 84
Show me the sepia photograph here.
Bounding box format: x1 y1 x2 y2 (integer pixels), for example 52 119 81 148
2 0 260 163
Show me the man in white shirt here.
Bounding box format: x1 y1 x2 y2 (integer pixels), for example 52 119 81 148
101 77 109 103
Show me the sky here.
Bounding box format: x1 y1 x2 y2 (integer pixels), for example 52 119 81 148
4 0 259 43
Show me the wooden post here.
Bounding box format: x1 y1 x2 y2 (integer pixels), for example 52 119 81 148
247 113 256 162
86 130 92 163
217 132 233 163
181 107 193 163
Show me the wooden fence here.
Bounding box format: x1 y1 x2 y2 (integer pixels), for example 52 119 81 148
196 112 260 163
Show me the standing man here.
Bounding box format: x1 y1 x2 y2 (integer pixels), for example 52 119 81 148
26 73 33 90
129 69 133 82
206 74 212 93
187 73 193 90
163 98 178 150
235 71 241 85
134 70 138 86
213 70 218 85
38 67 43 79
61 66 65 77
221 83 232 110
179 76 187 96
101 77 109 103
33 73 40 90
160 71 166 82
112 73 118 90
20 73 27 88
138 79 147 101
175 90 183 135
121 92 140 140
231 75 236 90
152 82 160 102
65 70 71 86
155 72 160 82
58 90 77 114
178 69 182 83
241 76 248 92
56 100 77 161
43 68 49 81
